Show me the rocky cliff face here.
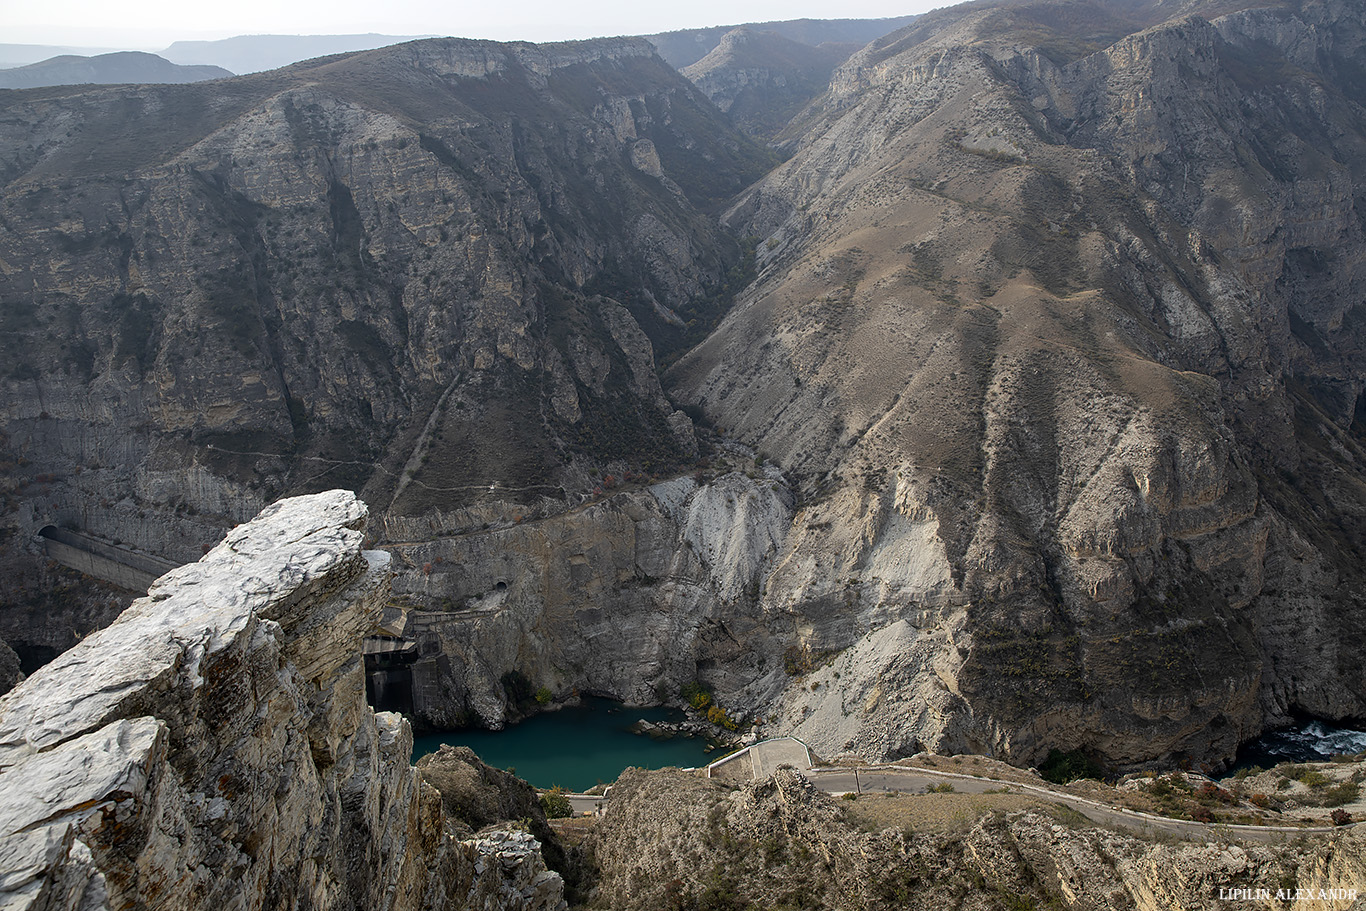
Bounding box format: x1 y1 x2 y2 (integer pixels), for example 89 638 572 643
0 491 565 911
382 460 792 730
0 35 769 563
668 0 1366 767
0 34 773 696
680 29 859 141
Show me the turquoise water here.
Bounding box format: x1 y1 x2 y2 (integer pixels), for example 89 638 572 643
411 697 715 790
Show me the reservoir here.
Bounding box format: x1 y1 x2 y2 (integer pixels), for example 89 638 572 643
411 697 717 790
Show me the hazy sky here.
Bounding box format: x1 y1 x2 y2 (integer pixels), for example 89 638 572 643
6 0 945 49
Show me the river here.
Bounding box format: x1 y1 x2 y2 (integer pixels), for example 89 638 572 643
1234 717 1366 769
411 697 716 790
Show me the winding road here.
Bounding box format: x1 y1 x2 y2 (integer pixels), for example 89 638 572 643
562 748 1359 845
801 765 1356 844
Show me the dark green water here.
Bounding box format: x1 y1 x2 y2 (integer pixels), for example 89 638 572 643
411 697 715 791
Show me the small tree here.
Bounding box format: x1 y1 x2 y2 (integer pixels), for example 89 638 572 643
540 786 572 819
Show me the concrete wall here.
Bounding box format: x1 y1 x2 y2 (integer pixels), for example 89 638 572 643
38 527 181 593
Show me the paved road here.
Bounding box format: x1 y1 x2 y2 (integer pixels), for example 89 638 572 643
802 766 1353 844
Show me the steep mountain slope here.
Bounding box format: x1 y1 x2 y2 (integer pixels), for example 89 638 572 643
0 52 232 89
669 0 1366 767
681 28 859 141
0 37 772 673
5 0 1365 774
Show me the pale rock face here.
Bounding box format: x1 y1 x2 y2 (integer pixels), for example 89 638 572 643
770 617 976 759
628 139 665 178
385 472 791 729
0 490 563 911
452 832 566 911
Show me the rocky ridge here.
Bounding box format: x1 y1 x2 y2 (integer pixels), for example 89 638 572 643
644 17 920 70
583 766 1366 911
0 491 564 911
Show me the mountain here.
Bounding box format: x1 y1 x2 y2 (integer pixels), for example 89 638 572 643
0 51 231 89
668 0 1366 766
645 16 920 69
0 44 121 69
0 36 772 682
161 33 432 74
681 27 859 140
3 0 1366 774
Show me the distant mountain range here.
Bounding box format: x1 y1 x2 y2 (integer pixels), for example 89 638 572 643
643 15 920 69
0 51 231 89
160 33 433 74
0 43 120 69
0 20 916 100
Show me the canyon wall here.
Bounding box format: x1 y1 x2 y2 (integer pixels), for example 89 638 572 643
668 0 1366 767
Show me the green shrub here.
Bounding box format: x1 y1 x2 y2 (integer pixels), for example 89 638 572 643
534 686 553 706
539 786 572 819
927 782 955 794
1297 769 1331 788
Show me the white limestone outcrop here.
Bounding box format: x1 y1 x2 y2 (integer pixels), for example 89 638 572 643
0 490 564 911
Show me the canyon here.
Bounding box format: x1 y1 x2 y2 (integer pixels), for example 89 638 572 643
2 0 1365 786
3 490 1363 910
